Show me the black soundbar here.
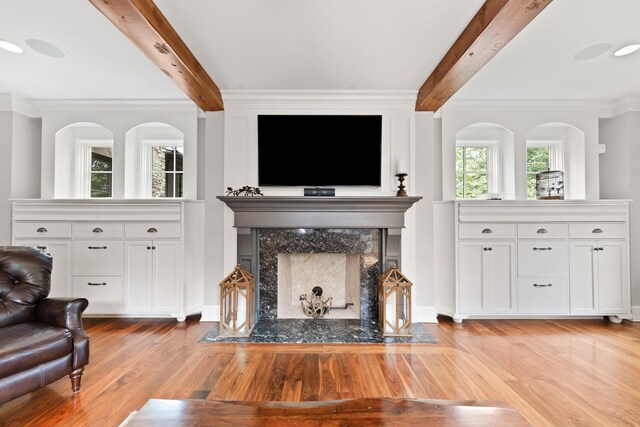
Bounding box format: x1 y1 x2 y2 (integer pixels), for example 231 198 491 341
304 188 336 197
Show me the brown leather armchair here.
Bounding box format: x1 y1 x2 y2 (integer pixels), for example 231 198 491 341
0 246 90 405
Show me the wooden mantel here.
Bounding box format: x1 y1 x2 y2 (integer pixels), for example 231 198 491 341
217 196 423 229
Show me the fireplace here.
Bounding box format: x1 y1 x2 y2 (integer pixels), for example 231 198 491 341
219 195 422 324
258 228 381 320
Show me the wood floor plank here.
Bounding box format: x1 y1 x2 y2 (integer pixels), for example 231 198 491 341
1 316 639 426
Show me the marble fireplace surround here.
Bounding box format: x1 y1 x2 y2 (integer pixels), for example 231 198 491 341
218 196 422 321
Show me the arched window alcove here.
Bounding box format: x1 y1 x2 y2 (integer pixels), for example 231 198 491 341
124 122 185 199
525 122 586 200
54 122 114 199
455 123 515 200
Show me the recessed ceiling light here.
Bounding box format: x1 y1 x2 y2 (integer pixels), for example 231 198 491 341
614 44 640 57
26 39 65 58
0 39 23 54
573 43 611 61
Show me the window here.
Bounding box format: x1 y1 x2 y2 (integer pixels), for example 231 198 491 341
90 147 113 197
76 140 113 198
142 141 184 198
526 141 563 199
456 142 496 199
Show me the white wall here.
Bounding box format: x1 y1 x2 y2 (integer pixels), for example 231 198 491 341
441 103 600 200
0 112 13 244
203 111 225 320
11 113 41 199
599 112 638 309
38 101 199 199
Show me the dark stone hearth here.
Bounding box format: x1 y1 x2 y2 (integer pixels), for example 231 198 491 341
199 319 438 344
258 228 381 320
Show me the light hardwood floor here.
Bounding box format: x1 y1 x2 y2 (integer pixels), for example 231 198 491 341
1 316 639 426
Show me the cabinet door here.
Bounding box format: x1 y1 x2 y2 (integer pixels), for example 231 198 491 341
597 240 627 314
459 242 485 313
125 241 153 312
483 242 516 313
16 240 71 298
570 241 597 314
152 241 181 313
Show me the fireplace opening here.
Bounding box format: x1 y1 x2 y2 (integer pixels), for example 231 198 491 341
256 228 387 321
279 253 360 319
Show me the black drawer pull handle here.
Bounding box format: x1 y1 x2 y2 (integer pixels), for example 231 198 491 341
533 247 552 251
36 227 48 233
147 227 158 233
481 228 493 234
483 247 493 251
592 228 603 234
88 246 108 250
92 227 103 233
87 282 107 286
533 283 553 288
36 245 47 251
536 228 548 234
594 247 604 251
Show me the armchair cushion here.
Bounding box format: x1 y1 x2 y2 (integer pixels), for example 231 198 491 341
0 247 52 328
0 323 72 378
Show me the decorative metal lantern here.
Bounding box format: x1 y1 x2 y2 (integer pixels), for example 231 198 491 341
219 264 255 337
536 170 564 200
378 265 413 337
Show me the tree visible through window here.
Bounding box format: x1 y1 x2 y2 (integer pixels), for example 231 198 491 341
151 146 183 198
90 147 112 198
456 146 488 199
527 147 551 199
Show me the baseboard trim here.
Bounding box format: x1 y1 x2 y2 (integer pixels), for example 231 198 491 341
201 305 219 322
632 306 640 322
414 306 438 323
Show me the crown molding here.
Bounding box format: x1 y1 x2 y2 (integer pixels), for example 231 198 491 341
441 99 612 116
610 94 640 118
220 90 418 110
29 98 199 116
0 93 41 118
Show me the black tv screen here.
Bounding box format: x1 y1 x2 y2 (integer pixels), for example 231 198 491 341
258 115 382 187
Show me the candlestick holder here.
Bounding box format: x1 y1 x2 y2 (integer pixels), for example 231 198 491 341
395 173 408 197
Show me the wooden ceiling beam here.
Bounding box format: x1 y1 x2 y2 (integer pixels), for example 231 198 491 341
89 0 223 111
416 0 553 112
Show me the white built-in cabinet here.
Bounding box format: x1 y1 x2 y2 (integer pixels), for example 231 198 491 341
11 200 204 321
458 241 516 314
434 200 631 323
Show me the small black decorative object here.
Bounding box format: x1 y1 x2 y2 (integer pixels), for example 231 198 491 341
225 186 264 196
395 174 408 197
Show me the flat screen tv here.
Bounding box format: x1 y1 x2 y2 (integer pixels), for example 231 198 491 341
258 115 382 187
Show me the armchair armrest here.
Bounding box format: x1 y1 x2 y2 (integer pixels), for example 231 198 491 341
36 298 90 370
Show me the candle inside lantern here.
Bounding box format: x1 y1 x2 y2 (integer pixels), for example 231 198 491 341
395 159 407 175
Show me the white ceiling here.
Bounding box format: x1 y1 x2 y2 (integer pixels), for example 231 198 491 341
1 0 640 106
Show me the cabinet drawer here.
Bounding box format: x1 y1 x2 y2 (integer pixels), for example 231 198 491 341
125 222 181 239
518 278 569 314
458 223 516 239
517 223 567 239
73 240 124 276
517 241 568 277
13 222 71 238
569 223 626 239
72 222 123 238
72 276 123 314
